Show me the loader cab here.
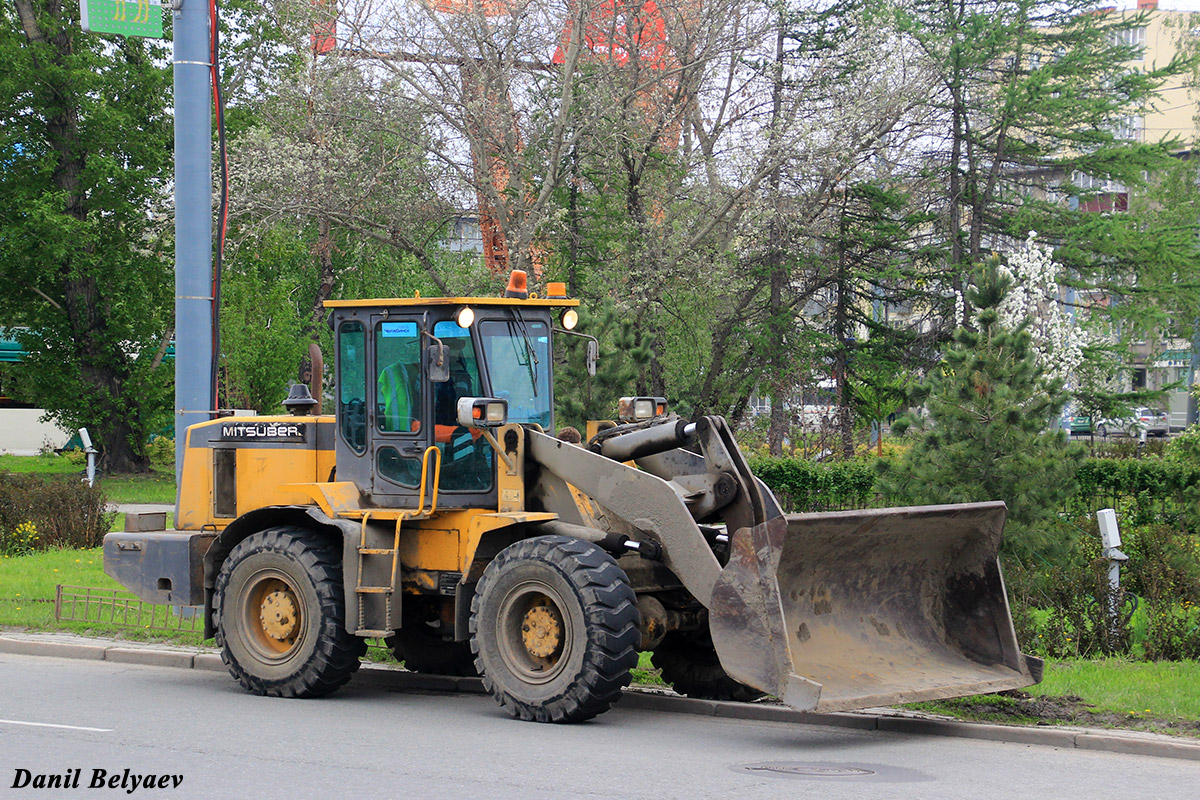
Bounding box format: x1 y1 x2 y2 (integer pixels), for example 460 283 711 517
328 298 559 509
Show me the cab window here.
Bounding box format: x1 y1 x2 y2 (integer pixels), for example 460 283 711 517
431 320 492 492
376 321 421 434
338 321 366 454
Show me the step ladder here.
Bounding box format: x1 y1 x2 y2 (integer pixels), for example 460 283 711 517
355 512 404 638
353 446 442 638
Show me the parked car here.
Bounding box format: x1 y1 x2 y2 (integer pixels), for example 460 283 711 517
1095 407 1170 438
1069 415 1095 436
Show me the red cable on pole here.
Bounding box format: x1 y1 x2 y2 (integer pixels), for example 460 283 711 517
208 0 229 411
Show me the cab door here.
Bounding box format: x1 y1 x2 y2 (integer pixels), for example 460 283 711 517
370 317 430 505
367 315 496 508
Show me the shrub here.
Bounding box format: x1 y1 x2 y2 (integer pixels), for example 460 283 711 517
0 472 114 551
1092 437 1168 459
1005 518 1132 659
1 521 40 557
1142 602 1200 661
748 456 878 512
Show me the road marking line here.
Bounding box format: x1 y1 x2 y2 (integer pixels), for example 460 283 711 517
0 719 112 733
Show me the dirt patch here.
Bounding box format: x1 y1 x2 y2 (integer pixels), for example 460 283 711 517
925 691 1200 738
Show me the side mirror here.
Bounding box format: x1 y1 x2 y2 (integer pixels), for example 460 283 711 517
426 344 449 383
586 338 598 377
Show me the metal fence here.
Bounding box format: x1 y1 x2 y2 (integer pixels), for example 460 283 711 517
52 584 392 656
54 585 203 634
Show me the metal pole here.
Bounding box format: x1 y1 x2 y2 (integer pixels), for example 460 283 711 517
172 0 213 496
1188 322 1198 427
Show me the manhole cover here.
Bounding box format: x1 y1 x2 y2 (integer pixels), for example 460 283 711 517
739 763 875 778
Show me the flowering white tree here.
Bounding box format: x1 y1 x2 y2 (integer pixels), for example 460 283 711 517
987 232 1089 388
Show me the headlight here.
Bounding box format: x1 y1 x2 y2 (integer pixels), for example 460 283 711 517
457 397 508 428
618 396 668 422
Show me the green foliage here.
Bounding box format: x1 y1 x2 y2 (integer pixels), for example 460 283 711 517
0 472 114 551
1010 531 1129 659
219 239 309 412
1012 517 1200 662
1074 459 1200 511
879 258 1085 558
893 0 1194 270
555 299 654 431
748 456 878 512
1165 424 1200 463
1 520 40 557
0 0 174 472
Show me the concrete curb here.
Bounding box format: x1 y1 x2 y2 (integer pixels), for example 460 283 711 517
3 634 1198 762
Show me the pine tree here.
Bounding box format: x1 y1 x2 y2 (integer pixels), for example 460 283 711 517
892 0 1197 313
554 300 654 433
879 256 1084 559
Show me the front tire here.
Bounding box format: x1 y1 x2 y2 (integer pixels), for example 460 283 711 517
213 527 366 698
470 535 640 723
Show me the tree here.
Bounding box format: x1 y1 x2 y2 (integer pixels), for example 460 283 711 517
879 257 1084 559
892 0 1194 302
555 299 653 431
809 181 938 457
228 36 458 313
218 228 309 412
0 0 173 471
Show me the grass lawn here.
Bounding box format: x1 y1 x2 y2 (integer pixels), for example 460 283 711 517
1030 658 1200 719
0 547 201 644
0 453 176 505
907 659 1200 736
99 472 176 505
0 453 79 475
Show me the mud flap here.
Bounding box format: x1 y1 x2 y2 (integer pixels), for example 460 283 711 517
708 502 1038 712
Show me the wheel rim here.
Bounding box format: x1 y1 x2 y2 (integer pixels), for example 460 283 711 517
496 580 574 684
240 567 306 662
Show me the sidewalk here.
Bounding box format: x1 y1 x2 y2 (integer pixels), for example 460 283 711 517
2 630 1198 762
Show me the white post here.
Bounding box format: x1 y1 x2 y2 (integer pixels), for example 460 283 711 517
78 427 98 488
1096 508 1128 642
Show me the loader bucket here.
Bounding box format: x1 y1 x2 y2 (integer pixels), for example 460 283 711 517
708 502 1038 712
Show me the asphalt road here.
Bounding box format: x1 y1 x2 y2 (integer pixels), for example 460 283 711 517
1 654 1197 800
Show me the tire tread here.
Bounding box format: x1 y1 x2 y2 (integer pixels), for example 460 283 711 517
213 526 366 698
470 535 640 723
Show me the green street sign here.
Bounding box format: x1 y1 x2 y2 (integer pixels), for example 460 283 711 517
81 0 165 39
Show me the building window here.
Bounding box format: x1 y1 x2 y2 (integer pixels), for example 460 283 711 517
1112 27 1146 50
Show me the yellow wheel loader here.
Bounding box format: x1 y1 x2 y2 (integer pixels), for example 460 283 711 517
104 275 1041 723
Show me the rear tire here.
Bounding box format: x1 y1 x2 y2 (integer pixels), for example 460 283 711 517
651 628 765 703
213 527 365 698
386 600 477 676
471 535 640 722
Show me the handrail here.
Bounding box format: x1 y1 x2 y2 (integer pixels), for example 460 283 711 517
358 511 372 550
417 445 442 515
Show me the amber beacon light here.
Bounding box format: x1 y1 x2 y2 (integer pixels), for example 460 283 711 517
504 270 529 299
